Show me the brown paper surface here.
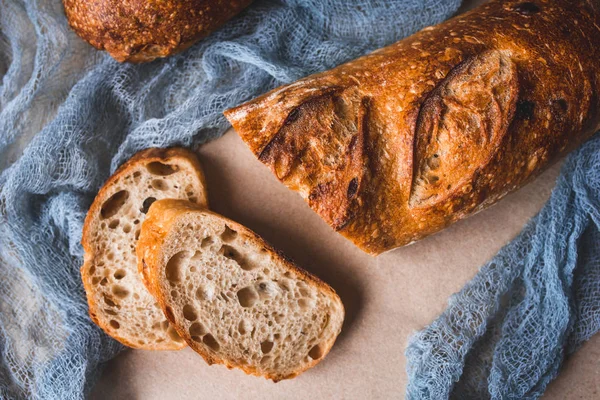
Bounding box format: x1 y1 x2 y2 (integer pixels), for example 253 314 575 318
91 130 599 399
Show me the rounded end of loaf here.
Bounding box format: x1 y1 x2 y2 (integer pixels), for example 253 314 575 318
63 0 254 62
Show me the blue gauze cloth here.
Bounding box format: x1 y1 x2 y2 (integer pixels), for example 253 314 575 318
1 0 598 399
0 0 461 398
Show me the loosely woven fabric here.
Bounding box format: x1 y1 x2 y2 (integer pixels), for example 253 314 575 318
0 0 462 398
406 133 600 399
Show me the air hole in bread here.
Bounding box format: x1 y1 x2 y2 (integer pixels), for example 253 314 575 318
108 219 119 229
196 286 212 301
88 265 96 275
261 341 274 354
109 320 120 329
308 344 323 360
220 245 255 271
237 287 258 308
122 223 132 233
203 334 220 351
103 295 116 307
183 304 198 321
171 290 178 299
112 285 129 299
278 281 290 292
104 309 117 316
201 236 215 249
189 322 206 338
134 229 141 240
151 179 168 191
220 225 238 242
99 277 108 286
166 251 188 284
298 298 315 310
113 269 126 280
141 197 157 214
101 190 129 219
257 281 277 300
167 326 183 342
146 161 178 176
238 320 250 335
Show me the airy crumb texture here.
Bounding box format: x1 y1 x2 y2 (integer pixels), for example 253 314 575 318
138 200 345 381
81 148 208 349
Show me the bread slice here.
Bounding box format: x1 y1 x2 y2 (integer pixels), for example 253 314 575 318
82 148 208 349
137 199 345 380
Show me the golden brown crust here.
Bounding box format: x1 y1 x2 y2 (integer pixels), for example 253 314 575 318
225 0 600 255
81 147 207 349
137 199 344 380
63 0 254 62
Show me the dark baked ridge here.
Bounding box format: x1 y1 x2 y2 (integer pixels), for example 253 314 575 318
225 0 600 255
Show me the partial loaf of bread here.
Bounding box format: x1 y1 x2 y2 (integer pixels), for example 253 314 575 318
225 0 600 255
63 0 254 62
82 148 208 349
137 199 344 381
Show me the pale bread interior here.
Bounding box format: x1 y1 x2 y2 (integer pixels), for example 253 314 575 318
154 211 344 380
85 158 204 348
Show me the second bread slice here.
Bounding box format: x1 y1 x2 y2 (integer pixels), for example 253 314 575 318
137 199 345 381
82 148 207 349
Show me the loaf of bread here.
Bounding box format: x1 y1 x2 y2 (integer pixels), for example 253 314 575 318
137 199 344 381
81 148 208 349
63 0 253 62
225 0 600 255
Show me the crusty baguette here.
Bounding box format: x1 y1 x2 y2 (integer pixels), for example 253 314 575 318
82 148 208 349
63 0 253 62
225 0 600 255
137 199 344 381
